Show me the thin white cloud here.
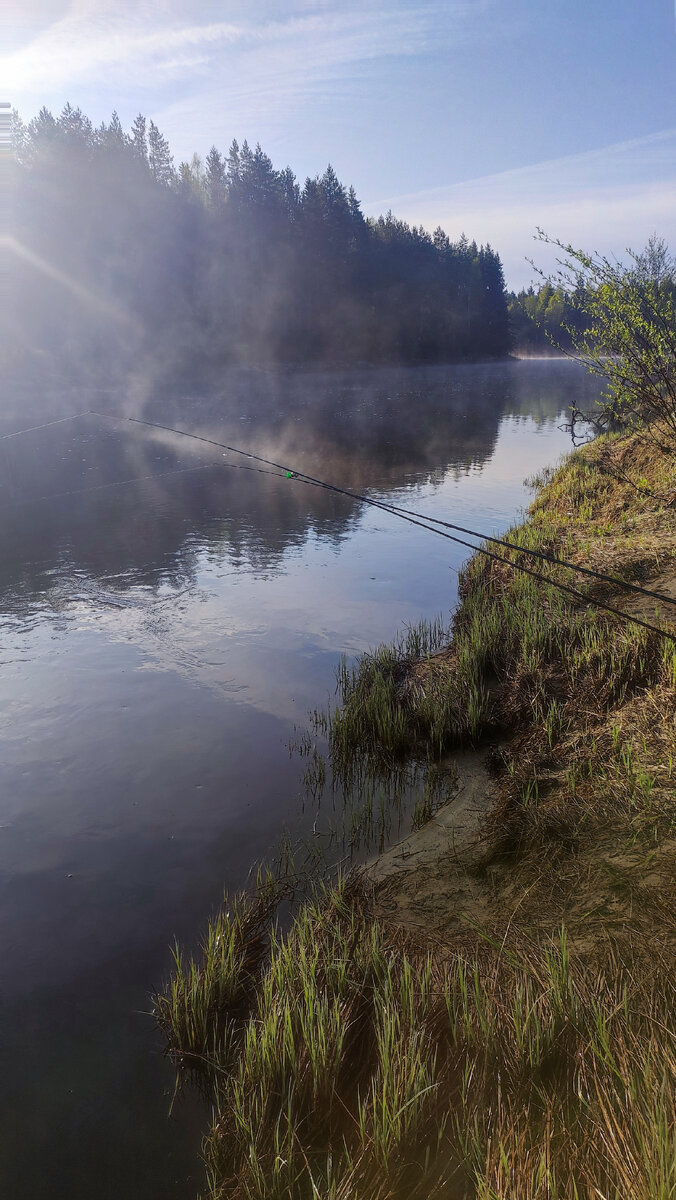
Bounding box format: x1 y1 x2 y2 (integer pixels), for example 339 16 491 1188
370 129 676 209
365 131 676 288
149 3 490 158
5 1 489 143
2 15 244 92
2 3 460 95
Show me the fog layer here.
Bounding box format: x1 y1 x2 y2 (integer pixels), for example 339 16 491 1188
7 107 510 384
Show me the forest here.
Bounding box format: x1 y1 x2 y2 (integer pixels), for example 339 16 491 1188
506 284 589 354
7 106 511 376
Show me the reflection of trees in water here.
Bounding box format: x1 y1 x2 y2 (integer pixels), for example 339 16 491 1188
497 359 605 425
0 363 601 602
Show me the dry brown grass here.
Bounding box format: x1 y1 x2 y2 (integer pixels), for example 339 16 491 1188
526 433 676 593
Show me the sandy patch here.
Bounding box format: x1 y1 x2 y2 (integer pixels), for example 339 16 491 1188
367 750 498 938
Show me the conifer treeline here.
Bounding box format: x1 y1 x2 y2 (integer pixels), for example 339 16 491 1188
9 106 511 372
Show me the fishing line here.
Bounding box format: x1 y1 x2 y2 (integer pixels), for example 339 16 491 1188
90 410 676 625
0 458 288 509
0 412 92 440
0 451 286 506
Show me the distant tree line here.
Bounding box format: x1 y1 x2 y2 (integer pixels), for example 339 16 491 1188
506 283 590 355
8 106 511 375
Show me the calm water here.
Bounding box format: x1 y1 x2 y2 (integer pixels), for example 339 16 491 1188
0 361 602 1198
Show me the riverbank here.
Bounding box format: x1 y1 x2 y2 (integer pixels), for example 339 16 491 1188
156 428 676 1199
355 430 676 951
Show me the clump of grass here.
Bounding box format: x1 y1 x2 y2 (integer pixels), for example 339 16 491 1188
329 614 450 771
154 874 283 1093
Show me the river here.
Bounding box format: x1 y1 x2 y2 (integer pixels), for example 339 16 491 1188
0 359 603 1198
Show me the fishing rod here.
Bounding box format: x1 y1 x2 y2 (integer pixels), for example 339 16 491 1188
380 500 676 610
89 410 676 646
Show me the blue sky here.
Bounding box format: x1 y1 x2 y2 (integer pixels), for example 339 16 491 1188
3 0 676 287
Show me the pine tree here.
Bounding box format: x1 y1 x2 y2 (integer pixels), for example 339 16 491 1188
226 138 240 187
11 109 29 164
106 111 127 146
478 245 510 356
148 120 175 185
27 107 58 149
347 185 362 222
279 166 300 219
247 143 280 211
238 140 254 188
52 105 94 161
131 114 147 162
205 145 226 207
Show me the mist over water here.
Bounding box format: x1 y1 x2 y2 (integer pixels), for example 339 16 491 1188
6 108 511 382
0 361 603 1199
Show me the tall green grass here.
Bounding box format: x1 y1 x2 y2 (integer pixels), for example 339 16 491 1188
154 876 281 1092
155 874 676 1200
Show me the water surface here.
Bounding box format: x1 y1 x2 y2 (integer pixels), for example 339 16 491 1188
0 360 603 1198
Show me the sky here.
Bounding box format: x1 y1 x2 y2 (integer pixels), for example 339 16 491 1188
3 0 676 288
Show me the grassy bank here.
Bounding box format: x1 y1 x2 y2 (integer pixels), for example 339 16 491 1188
155 430 676 1198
